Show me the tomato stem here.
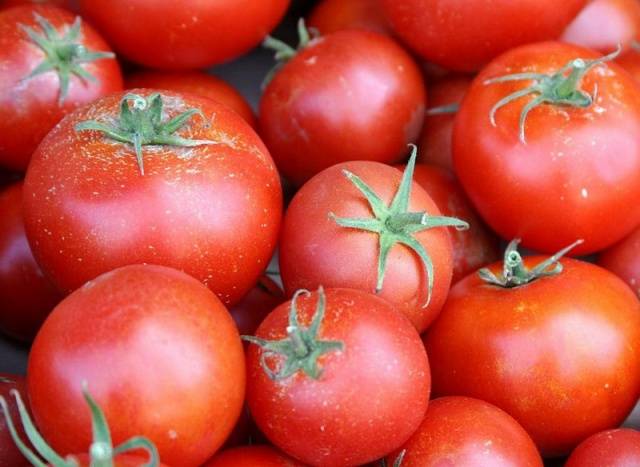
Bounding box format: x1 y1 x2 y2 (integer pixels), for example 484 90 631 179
425 103 460 116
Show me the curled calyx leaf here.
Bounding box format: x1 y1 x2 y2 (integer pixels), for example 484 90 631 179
75 93 215 175
329 145 469 308
20 13 115 105
478 238 584 288
242 287 344 381
484 45 622 143
0 382 161 467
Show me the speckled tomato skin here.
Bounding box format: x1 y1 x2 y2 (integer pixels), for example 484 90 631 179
0 4 122 171
23 89 282 305
387 397 543 466
425 258 640 457
246 288 430 466
599 225 640 296
204 445 303 467
566 428 640 466
307 0 391 35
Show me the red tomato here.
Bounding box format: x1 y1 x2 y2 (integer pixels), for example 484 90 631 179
245 288 430 466
599 225 640 296
259 29 426 186
0 374 29 467
230 275 285 337
125 71 257 129
1 0 76 11
381 0 586 72
204 445 302 467
27 264 246 467
0 182 61 342
425 246 640 457
616 48 640 82
66 454 169 467
0 4 122 171
307 0 390 35
566 428 640 466
23 90 282 305
386 397 543 466
454 42 640 255
79 0 290 69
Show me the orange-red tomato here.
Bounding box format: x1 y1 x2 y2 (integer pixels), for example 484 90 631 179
566 428 640 466
599 225 640 296
307 0 390 35
204 445 302 467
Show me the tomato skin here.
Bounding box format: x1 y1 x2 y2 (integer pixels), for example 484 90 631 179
0 4 122 171
204 445 302 467
259 30 426 186
424 257 640 457
386 397 542 467
616 49 640 83
23 90 282 305
1 0 75 10
598 226 640 296
381 0 586 72
454 42 640 255
62 454 171 467
0 374 30 467
246 288 430 466
230 275 285 337
307 0 390 35
79 0 290 69
565 428 640 467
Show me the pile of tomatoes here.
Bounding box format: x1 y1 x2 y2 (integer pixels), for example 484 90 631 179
2 0 640 466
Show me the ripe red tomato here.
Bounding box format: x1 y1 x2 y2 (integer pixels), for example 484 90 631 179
23 90 282 305
307 0 390 35
67 455 169 467
259 29 426 186
230 275 284 336
27 264 246 467
0 4 122 171
0 374 30 467
386 397 543 466
617 49 640 82
0 182 61 342
454 42 640 255
125 71 256 129
381 0 586 72
79 0 290 69
566 428 640 466
598 226 640 296
425 244 640 457
245 288 430 466
204 445 302 467
1 0 75 11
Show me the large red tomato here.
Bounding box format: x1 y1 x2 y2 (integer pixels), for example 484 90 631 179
617 48 640 82
566 428 640 466
424 242 640 457
204 445 302 467
1 0 75 10
245 288 430 466
598 225 640 296
79 0 290 69
0 374 29 467
23 90 282 305
454 42 640 255
0 4 122 171
230 275 284 337
307 0 390 36
381 0 586 72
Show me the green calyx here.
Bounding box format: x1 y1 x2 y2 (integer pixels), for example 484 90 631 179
479 238 584 288
20 13 114 105
242 287 344 381
0 383 160 467
75 93 215 175
484 46 621 143
330 145 469 307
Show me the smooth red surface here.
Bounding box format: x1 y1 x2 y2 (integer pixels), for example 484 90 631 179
454 42 640 255
566 429 640 467
0 374 30 467
27 264 246 467
260 30 426 186
425 257 640 457
230 275 284 337
204 445 302 467
246 288 430 466
0 4 122 171
616 49 640 83
307 0 390 35
599 225 640 295
1 0 74 9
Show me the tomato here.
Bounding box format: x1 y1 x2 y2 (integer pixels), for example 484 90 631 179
386 397 543 466
23 90 282 305
598 225 640 296
230 275 284 337
79 0 290 69
0 182 61 342
454 42 640 255
125 71 256 129
27 264 246 467
1 0 75 11
259 28 426 186
424 242 640 457
245 287 430 466
204 445 302 467
381 0 586 72
617 49 640 83
307 0 390 36
566 428 640 466
0 374 29 467
0 4 122 171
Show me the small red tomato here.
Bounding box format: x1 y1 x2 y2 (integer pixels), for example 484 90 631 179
307 0 390 35
566 428 640 466
599 226 640 296
204 445 302 467
0 4 122 171
230 275 285 337
617 49 640 82
0 374 29 467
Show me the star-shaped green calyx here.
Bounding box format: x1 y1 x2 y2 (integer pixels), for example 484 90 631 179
242 287 344 381
484 46 621 143
330 145 469 307
75 93 216 175
20 13 115 105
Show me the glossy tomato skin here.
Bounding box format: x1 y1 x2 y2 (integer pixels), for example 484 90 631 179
279 161 453 333
27 264 246 467
64 454 171 467
616 49 640 83
307 0 390 35
247 288 430 466
79 0 289 69
1 0 75 9
125 71 256 129
381 0 586 72
454 42 640 255
0 182 61 342
0 4 122 171
599 226 640 296
565 428 640 466
0 374 30 467
204 445 302 467
260 30 426 186
386 397 542 467
425 258 640 457
23 90 282 305
230 275 284 336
